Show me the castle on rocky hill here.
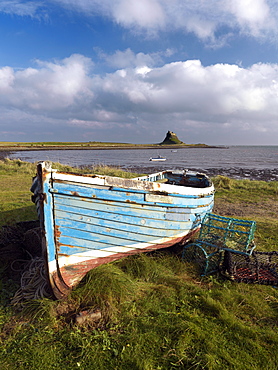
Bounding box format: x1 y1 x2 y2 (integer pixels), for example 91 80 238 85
160 131 184 145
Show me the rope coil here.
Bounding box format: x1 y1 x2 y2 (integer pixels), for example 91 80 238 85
11 257 52 308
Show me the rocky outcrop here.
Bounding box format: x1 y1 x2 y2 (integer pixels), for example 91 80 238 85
160 131 184 145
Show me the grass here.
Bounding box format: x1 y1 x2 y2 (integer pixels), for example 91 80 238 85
0 161 278 369
0 141 212 150
0 159 37 226
1 256 278 369
213 176 278 251
0 141 138 147
213 175 278 201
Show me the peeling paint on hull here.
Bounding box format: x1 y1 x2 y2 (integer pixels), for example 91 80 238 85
31 162 214 298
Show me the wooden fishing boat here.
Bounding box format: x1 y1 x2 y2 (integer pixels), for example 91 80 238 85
31 162 214 298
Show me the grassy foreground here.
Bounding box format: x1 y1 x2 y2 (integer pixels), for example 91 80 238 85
0 160 278 369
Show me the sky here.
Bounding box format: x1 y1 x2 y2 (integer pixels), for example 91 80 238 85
1 1 278 145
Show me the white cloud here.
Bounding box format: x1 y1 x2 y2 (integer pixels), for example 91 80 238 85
113 0 165 33
185 17 216 40
0 67 15 91
96 48 172 69
2 1 278 46
97 48 156 69
0 54 94 111
229 0 269 25
0 0 44 17
1 53 278 143
47 0 278 44
228 0 275 37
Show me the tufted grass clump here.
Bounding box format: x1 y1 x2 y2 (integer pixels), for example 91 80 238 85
1 253 278 369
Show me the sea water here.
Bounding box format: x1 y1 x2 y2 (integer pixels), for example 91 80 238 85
9 146 278 180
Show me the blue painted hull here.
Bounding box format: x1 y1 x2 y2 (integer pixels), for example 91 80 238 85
32 162 214 298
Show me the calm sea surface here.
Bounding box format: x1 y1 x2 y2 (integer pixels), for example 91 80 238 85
9 146 278 180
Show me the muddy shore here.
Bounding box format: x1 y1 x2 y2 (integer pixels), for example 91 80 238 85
1 150 277 182
124 165 278 182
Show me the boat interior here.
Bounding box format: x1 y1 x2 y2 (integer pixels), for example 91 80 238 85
134 170 212 188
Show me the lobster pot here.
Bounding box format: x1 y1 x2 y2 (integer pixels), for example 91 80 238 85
182 213 256 276
223 251 278 285
196 213 256 254
182 243 224 276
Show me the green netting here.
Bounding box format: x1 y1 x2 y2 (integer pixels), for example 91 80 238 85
182 243 224 276
197 213 256 254
222 251 278 285
182 213 256 276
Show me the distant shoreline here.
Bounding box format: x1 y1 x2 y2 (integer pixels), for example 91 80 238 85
0 144 227 152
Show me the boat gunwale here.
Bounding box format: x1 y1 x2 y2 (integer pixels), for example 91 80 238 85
50 170 214 197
